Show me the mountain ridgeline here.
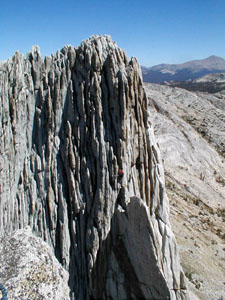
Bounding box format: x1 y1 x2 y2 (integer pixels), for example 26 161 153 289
0 35 188 299
142 55 225 84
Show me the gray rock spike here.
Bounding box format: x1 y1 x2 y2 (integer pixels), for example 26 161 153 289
0 35 189 299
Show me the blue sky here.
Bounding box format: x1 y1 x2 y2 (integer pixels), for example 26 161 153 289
1 0 224 66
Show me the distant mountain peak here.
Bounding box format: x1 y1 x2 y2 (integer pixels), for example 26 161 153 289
207 54 222 59
142 55 225 83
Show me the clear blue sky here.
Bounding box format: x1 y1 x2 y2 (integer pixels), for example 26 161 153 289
1 0 224 66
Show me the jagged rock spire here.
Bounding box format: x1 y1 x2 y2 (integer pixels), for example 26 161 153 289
0 35 189 299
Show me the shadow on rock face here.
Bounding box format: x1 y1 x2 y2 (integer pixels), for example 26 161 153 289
90 196 170 300
0 227 70 300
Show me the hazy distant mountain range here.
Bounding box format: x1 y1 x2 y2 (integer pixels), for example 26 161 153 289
142 55 225 83
166 72 225 93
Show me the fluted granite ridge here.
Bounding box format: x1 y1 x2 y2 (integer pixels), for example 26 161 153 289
0 35 188 299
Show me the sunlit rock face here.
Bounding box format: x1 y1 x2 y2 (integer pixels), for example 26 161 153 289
0 35 188 299
0 227 70 300
144 82 225 300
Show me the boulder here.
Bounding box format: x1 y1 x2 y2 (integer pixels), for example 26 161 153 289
0 227 70 300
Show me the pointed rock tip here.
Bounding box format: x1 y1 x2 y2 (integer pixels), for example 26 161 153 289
80 34 117 51
83 34 113 44
12 50 23 57
26 45 42 63
30 45 42 58
78 34 132 68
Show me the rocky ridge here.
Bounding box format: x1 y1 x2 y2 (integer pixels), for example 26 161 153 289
144 82 225 300
0 36 188 299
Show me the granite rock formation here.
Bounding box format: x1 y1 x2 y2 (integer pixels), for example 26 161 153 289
0 35 188 299
0 227 70 300
144 82 225 300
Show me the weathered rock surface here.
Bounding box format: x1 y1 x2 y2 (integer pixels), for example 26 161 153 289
144 82 225 300
0 35 188 299
0 227 70 300
146 83 225 157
